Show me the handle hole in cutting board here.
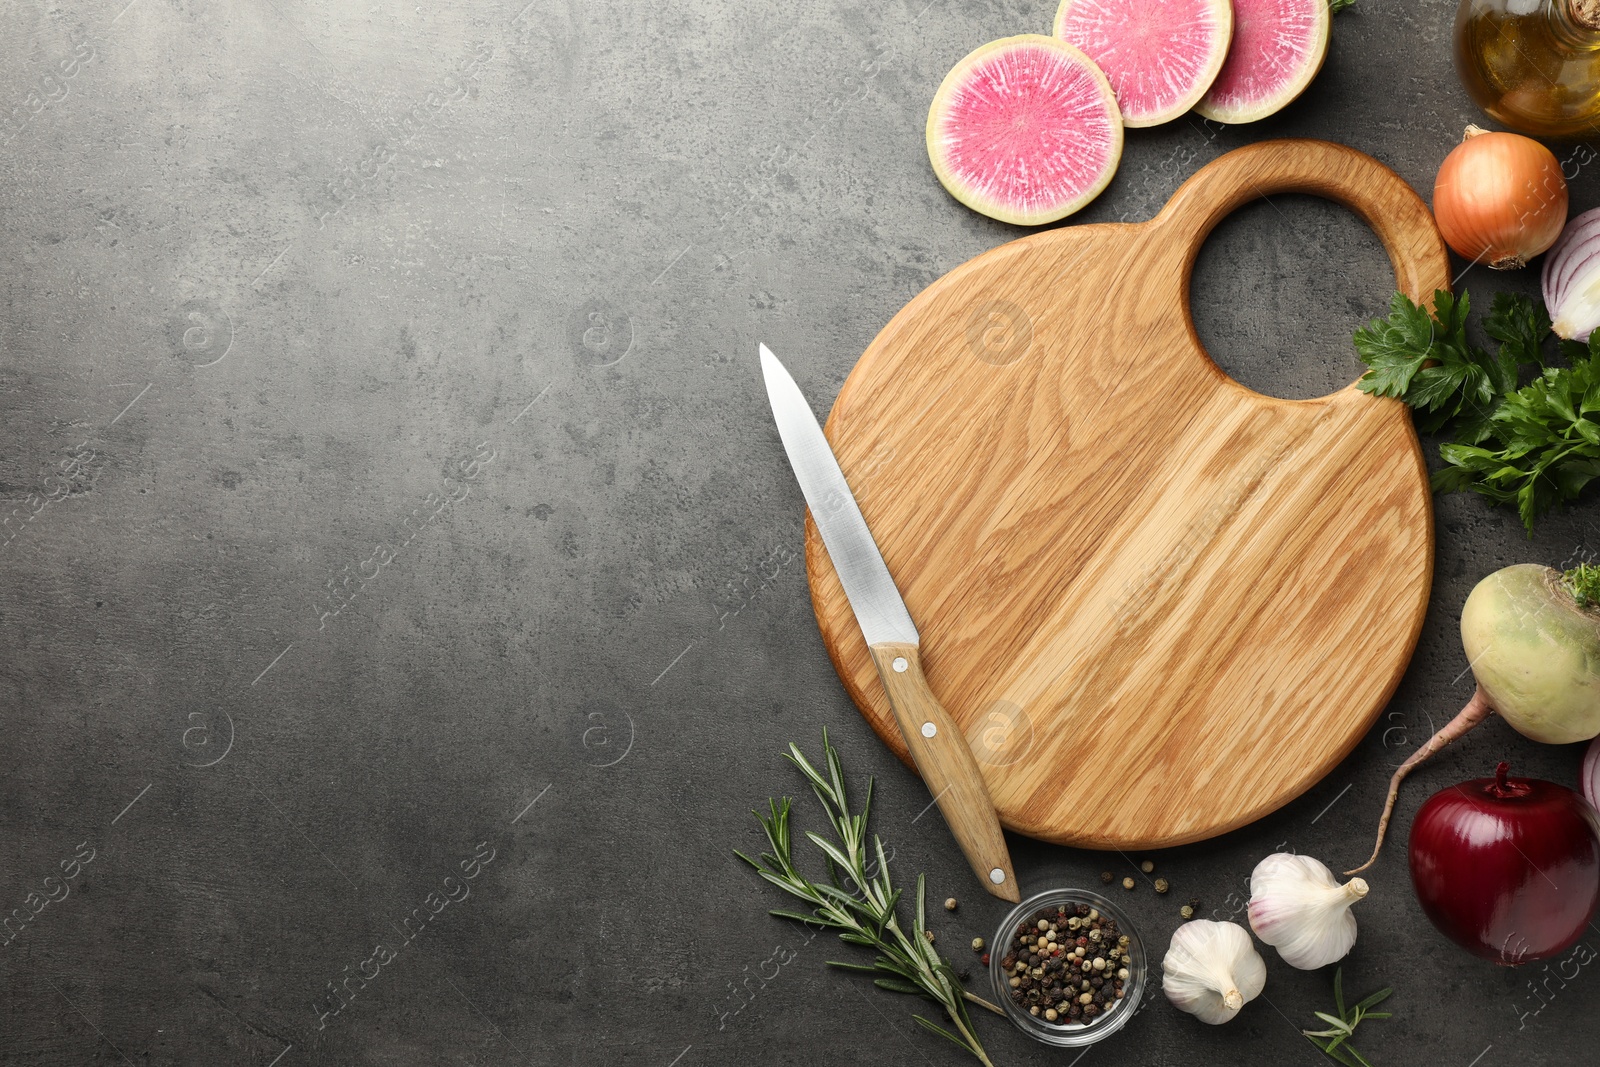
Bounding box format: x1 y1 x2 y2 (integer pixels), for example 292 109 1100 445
1189 193 1393 401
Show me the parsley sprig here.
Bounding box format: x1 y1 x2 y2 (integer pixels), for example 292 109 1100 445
1302 968 1393 1067
1355 289 1600 533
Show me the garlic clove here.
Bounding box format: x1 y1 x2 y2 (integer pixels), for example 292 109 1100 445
1160 920 1266 1025
1247 852 1368 970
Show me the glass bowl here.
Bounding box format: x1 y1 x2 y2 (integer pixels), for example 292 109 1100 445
988 888 1147 1047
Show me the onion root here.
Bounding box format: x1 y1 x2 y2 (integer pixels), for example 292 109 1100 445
1346 685 1495 875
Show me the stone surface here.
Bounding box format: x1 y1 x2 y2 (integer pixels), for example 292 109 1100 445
0 1 1592 1064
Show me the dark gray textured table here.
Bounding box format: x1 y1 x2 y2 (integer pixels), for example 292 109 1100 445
1 1 1594 1064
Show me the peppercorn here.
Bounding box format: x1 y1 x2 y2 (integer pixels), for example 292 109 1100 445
924 930 935 943
972 937 985 952
1122 876 1135 890
945 897 958 911
1005 901 1129 1024
1140 859 1155 874
1044 1008 1059 1022
1154 877 1170 894
1099 870 1114 884
981 953 991 966
1179 904 1194 920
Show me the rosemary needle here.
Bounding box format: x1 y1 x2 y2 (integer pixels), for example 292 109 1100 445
735 730 999 1066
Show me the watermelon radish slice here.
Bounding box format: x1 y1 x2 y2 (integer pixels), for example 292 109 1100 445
926 35 1123 227
1053 0 1233 128
1195 0 1331 124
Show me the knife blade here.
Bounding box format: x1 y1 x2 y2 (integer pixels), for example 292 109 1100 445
760 343 1018 902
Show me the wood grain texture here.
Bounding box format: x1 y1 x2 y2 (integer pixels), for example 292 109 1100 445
806 140 1450 850
868 642 1020 901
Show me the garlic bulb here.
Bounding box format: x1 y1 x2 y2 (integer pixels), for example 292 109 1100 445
1247 852 1368 970
1161 920 1266 1024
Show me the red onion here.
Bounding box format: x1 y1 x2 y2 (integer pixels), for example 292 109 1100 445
1542 206 1600 341
1410 762 1600 965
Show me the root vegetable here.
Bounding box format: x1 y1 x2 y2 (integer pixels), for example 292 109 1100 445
1350 563 1600 874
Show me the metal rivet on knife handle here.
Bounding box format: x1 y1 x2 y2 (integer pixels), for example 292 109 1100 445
868 641 1020 903
760 343 1018 902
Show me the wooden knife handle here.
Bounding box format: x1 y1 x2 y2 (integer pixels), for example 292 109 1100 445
868 642 1019 902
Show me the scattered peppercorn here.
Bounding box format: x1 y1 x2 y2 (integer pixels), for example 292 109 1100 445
972 937 985 952
1139 860 1155 874
924 930 935 943
945 897 958 911
1180 904 1195 920
1099 870 1114 884
1153 877 1170 894
1121 876 1136 890
981 953 990 966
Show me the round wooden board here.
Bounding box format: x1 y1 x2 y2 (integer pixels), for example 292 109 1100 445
806 140 1449 850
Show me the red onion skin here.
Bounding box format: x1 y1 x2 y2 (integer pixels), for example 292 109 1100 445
1585 735 1600 814
1409 763 1600 966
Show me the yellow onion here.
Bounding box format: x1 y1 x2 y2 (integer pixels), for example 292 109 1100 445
1433 126 1567 271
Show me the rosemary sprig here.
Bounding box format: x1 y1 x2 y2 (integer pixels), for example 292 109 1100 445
735 731 1001 1066
1302 968 1393 1067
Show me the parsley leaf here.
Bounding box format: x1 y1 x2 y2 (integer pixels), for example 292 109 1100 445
1355 288 1600 535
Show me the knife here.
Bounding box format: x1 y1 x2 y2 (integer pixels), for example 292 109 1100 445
760 343 1019 902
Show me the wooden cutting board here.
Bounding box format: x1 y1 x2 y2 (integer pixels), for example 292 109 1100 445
806 140 1449 850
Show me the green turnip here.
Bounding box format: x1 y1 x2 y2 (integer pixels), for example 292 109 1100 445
1348 563 1600 874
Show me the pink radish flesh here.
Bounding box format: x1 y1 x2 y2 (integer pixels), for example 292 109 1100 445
927 35 1122 227
1055 0 1233 128
1196 0 1329 124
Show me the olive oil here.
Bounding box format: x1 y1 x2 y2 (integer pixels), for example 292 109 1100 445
1454 0 1600 139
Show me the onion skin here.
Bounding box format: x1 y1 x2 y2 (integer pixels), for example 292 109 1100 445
1410 763 1600 965
1585 735 1600 814
1433 128 1567 271
1461 564 1600 744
